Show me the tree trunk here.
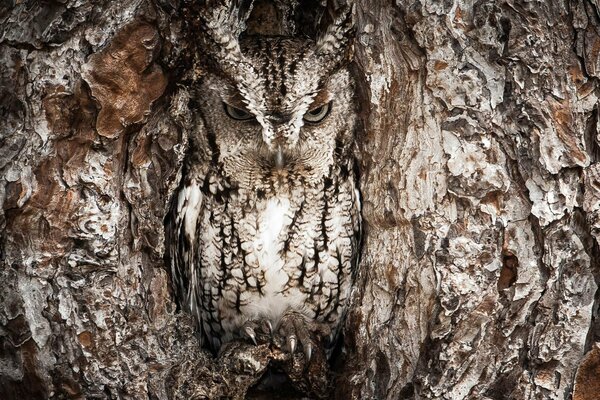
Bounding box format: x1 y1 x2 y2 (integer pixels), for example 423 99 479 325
1 1 599 399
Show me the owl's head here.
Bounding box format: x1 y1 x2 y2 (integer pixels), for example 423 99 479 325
195 1 356 188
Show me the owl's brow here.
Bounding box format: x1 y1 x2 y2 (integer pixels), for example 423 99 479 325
308 88 331 109
223 90 250 110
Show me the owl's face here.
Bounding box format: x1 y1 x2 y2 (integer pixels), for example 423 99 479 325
198 37 356 188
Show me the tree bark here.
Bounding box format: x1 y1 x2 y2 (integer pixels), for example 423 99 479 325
1 1 600 399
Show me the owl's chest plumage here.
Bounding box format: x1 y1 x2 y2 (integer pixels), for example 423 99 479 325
193 168 360 349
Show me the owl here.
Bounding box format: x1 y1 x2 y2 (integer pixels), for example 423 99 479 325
168 0 361 361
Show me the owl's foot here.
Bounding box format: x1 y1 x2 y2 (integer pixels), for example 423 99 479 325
276 311 331 362
269 311 332 398
240 318 272 346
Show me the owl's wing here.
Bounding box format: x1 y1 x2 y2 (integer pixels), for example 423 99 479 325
168 179 204 335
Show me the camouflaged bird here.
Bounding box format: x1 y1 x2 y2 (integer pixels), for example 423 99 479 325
168 0 361 360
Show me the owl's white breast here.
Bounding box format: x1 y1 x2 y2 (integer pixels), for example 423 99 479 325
243 196 305 322
257 197 288 262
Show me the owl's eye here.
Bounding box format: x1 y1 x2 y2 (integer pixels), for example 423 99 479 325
224 103 254 120
303 102 332 123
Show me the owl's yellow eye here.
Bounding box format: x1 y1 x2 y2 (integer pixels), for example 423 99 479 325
303 102 331 123
224 103 254 120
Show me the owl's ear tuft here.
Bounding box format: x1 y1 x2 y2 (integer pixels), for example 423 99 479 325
184 0 255 75
195 0 254 37
315 1 355 66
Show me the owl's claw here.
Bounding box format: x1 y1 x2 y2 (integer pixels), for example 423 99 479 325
277 311 316 362
240 318 272 346
287 334 297 353
304 342 312 361
244 326 257 345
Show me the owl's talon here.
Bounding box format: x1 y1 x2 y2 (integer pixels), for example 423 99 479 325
239 318 273 346
304 342 312 361
288 334 297 353
277 311 320 363
244 326 257 345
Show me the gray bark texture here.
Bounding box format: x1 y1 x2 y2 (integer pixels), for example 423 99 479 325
1 0 600 399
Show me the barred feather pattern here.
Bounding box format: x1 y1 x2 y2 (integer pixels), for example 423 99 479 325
172 151 360 351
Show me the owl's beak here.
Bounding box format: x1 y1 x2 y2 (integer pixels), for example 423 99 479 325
274 144 285 169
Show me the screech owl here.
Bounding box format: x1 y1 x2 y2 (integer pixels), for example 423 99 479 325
168 0 361 360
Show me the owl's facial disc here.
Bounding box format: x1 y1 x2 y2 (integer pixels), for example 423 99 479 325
197 36 356 187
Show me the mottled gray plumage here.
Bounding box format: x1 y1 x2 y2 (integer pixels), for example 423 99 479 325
169 0 360 356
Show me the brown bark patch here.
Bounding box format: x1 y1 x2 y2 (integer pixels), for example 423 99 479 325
573 344 600 400
42 82 97 139
433 60 448 70
131 134 152 167
497 253 518 291
6 81 98 271
82 22 167 138
6 176 75 269
77 331 93 348
548 97 588 164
